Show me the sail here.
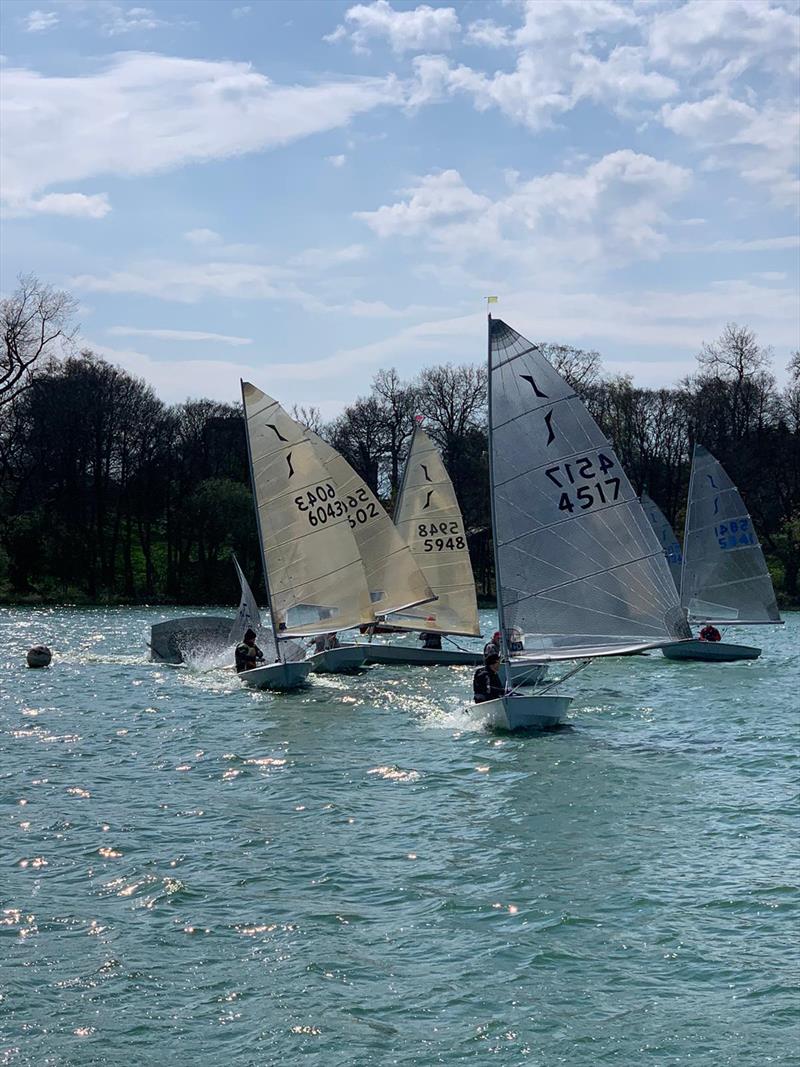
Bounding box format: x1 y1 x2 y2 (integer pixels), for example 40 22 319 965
391 425 481 636
681 444 781 625
640 492 683 592
228 554 262 644
488 317 691 661
241 382 374 637
306 430 434 618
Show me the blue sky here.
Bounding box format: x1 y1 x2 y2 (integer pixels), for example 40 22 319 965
1 0 798 414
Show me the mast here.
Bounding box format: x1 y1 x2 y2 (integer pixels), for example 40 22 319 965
486 313 509 664
240 379 282 662
679 443 697 615
392 421 417 523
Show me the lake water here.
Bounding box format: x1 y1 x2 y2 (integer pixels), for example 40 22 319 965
1 607 798 1066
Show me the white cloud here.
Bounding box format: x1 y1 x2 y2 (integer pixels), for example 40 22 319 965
357 152 691 267
661 94 799 206
649 0 800 78
355 169 491 238
183 227 221 245
232 5 252 18
24 10 58 32
107 326 253 346
464 19 511 48
71 260 296 304
515 0 639 46
704 235 800 252
326 153 347 167
4 191 111 219
325 0 460 54
0 53 404 213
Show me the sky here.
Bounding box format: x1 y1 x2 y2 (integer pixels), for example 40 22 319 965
1 0 798 414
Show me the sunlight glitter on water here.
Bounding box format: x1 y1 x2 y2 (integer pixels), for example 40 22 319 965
1 606 798 1067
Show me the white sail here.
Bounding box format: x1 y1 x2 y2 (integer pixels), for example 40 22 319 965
640 492 683 592
306 430 434 618
680 444 782 625
241 382 374 638
392 425 481 636
488 317 691 661
228 554 262 644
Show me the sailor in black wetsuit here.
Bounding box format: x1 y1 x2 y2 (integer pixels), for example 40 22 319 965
235 628 264 673
473 652 505 703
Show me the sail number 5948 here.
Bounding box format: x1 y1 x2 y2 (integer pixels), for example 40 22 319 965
545 453 621 514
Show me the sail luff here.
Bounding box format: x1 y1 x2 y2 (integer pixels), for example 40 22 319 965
487 314 510 662
488 318 691 659
241 380 282 658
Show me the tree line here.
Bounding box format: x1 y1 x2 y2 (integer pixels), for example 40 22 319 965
1 275 798 607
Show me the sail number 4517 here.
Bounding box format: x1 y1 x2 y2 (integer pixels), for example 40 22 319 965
545 453 621 514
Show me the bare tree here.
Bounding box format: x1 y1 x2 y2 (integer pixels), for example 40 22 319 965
1 274 78 405
291 404 324 435
536 342 603 393
372 368 418 496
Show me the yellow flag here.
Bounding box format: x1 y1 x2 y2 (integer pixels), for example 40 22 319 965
486 295 498 304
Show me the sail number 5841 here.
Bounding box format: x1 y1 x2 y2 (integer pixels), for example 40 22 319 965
545 453 621 514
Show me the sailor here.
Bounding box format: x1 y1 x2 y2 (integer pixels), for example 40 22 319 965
235 628 264 672
473 652 505 703
483 630 501 657
699 624 722 643
312 632 340 653
419 631 442 650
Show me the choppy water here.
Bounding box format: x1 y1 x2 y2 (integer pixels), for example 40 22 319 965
1 607 798 1066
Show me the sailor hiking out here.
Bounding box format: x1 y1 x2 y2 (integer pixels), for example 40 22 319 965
473 652 506 704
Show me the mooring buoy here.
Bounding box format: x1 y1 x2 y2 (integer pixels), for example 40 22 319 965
27 645 52 669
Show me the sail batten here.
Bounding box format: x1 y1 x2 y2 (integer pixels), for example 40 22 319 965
680 445 781 626
241 381 375 638
488 317 691 659
392 425 481 637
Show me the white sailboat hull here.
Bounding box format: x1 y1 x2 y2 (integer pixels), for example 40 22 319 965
361 644 483 667
661 639 761 662
239 660 312 690
469 693 573 731
308 645 367 673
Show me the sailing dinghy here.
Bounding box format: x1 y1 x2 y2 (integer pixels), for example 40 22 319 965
476 317 691 730
361 423 485 668
239 382 376 689
661 445 782 662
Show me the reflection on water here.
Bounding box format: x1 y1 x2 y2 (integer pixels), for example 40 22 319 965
0 605 798 1066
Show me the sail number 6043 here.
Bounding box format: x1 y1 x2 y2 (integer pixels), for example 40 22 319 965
545 453 621 514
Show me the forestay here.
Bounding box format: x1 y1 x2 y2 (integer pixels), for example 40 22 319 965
392 425 481 637
641 492 683 592
241 382 374 638
228 554 262 644
681 444 782 625
306 430 434 618
489 318 691 660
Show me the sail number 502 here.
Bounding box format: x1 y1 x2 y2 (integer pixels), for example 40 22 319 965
294 482 377 529
545 453 621 514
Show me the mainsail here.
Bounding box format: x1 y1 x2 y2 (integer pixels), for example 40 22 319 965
488 317 691 660
680 444 782 625
306 430 434 618
392 424 481 636
241 382 374 638
641 492 683 592
228 554 262 644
